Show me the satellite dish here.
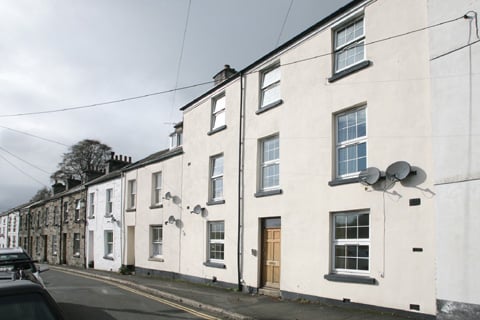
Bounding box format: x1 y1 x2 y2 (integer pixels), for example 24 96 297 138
168 215 176 224
358 167 381 185
386 161 412 181
191 205 203 215
164 192 172 200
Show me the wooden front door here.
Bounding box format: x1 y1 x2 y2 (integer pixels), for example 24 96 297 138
262 223 281 289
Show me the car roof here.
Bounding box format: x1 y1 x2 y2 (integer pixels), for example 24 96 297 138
0 247 26 254
0 279 44 293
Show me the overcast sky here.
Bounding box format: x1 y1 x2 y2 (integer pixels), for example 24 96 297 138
0 0 350 212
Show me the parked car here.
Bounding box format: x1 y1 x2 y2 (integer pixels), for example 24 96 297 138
0 279 64 319
0 248 48 287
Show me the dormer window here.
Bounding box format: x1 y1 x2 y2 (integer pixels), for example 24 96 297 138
169 124 183 149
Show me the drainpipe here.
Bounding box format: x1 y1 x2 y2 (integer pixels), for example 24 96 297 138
59 197 64 265
237 71 246 291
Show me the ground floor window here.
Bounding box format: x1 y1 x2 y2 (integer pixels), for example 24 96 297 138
150 226 163 258
104 231 113 259
208 221 225 263
332 211 369 273
52 235 57 256
73 233 81 257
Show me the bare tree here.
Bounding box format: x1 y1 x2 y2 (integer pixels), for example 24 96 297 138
51 139 112 183
30 187 52 202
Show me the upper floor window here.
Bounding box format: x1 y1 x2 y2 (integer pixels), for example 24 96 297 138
259 134 280 191
335 107 367 178
210 154 224 202
75 200 81 221
211 94 226 131
127 180 136 210
334 16 365 73
260 64 281 110
106 189 113 216
63 201 69 222
169 131 183 149
152 172 162 206
44 208 49 226
88 193 95 218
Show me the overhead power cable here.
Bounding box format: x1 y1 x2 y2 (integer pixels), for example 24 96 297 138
276 0 294 47
0 125 69 146
0 13 467 119
0 152 47 187
0 80 213 118
169 0 192 121
0 145 51 174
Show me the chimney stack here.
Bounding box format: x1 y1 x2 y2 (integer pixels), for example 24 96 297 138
213 64 237 85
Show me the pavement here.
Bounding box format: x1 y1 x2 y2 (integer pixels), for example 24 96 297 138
47 265 427 320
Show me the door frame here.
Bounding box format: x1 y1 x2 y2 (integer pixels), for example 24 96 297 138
259 217 281 289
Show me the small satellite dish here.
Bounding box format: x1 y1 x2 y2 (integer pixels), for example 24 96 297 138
164 192 172 200
191 205 203 215
358 167 381 185
168 215 176 224
386 161 412 181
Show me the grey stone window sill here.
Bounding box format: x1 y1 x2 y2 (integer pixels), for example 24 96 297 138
324 273 376 285
149 204 163 209
208 125 227 136
203 261 226 269
126 208 136 212
254 189 283 198
256 99 283 115
149 257 165 262
328 177 359 186
206 199 225 206
328 60 372 83
103 256 114 261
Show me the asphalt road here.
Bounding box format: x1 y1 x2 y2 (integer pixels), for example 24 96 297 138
42 268 219 320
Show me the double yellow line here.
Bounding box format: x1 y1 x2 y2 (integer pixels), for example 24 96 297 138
56 269 220 320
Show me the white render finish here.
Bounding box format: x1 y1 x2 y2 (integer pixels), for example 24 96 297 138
86 176 123 272
122 150 183 275
0 210 19 248
240 0 436 315
429 0 480 314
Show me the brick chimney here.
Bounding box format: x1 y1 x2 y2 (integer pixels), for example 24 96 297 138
106 152 132 174
213 64 237 85
52 181 66 195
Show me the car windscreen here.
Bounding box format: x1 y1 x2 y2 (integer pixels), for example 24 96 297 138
0 292 59 320
0 253 37 272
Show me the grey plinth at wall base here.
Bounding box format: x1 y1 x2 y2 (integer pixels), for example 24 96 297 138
437 299 480 320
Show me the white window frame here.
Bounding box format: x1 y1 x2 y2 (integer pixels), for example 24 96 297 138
128 180 136 209
210 154 224 201
331 211 370 275
88 193 95 218
52 235 57 256
73 233 81 257
211 93 226 130
106 188 113 216
169 131 183 149
259 134 280 191
104 230 113 258
335 106 367 178
150 225 163 258
333 15 365 73
152 172 162 206
208 221 225 263
75 199 81 221
260 63 281 109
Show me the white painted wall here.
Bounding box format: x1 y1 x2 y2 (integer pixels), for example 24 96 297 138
123 151 184 275
86 176 123 272
428 0 480 312
0 211 19 248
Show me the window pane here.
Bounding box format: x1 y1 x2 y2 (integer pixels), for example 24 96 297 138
335 245 346 257
212 178 223 199
335 227 346 239
262 84 280 107
212 156 224 176
335 257 345 269
358 246 369 258
213 96 226 113
347 227 357 239
358 226 369 239
262 67 280 88
358 214 369 225
347 215 357 226
346 258 357 270
358 258 369 270
335 215 345 228
213 111 225 129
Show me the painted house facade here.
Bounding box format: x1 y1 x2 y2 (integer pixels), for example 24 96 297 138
0 208 19 248
122 145 184 276
85 154 131 271
428 0 480 319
